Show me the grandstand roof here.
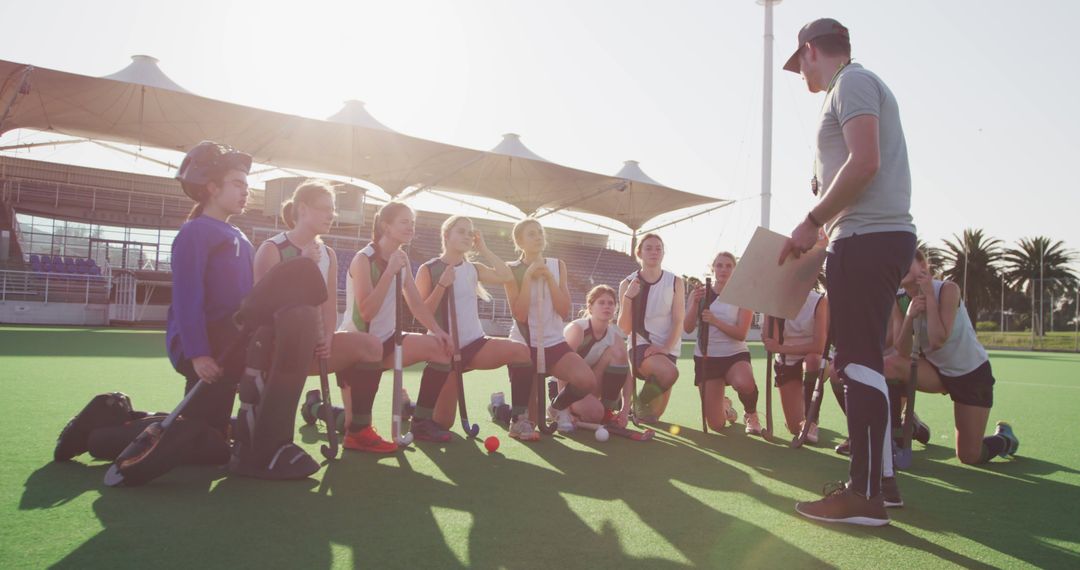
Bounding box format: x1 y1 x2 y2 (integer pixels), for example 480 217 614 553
102 55 190 94
0 57 726 232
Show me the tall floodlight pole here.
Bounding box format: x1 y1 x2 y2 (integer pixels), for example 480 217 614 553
758 0 782 230
1000 273 1005 333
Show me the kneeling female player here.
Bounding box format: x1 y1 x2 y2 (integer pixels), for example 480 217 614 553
618 233 685 423
762 290 829 442
412 216 533 430
560 285 633 427
503 218 597 440
171 142 320 479
337 202 453 450
684 251 761 434
252 180 383 435
884 249 1018 464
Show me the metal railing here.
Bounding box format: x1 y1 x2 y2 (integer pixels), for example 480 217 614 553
0 268 110 305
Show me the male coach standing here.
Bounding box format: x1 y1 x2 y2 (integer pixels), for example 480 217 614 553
778 18 916 526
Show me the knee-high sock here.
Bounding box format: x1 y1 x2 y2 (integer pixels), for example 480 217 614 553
802 370 818 416
830 375 846 415
415 364 451 420
887 379 904 440
843 363 891 498
601 365 629 411
508 363 533 419
738 387 759 414
637 378 667 408
552 383 589 410
336 365 382 432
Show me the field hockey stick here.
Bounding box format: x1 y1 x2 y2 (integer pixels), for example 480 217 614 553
104 326 253 487
895 317 921 470
577 421 655 442
791 327 833 449
699 277 711 434
315 310 338 460
391 269 414 447
762 316 775 441
446 283 479 438
535 271 558 435
627 271 644 428
104 380 206 486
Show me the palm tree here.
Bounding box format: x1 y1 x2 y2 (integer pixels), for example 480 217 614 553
940 229 1003 326
1002 237 1077 335
916 237 946 274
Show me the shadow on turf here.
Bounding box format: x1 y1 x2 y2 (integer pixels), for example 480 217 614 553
0 328 163 358
675 421 1080 569
21 422 1080 569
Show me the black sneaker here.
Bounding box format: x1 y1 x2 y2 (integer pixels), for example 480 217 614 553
995 421 1019 457
882 476 903 508
912 413 931 446
834 438 851 456
795 482 890 527
55 392 133 462
300 389 322 425
411 418 451 443
228 443 320 480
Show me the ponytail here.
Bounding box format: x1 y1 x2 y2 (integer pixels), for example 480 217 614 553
282 179 335 230
187 202 205 220
281 201 297 229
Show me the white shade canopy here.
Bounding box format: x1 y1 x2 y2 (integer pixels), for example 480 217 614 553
0 57 726 231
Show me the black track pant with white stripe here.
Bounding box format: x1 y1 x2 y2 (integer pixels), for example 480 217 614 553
826 231 915 498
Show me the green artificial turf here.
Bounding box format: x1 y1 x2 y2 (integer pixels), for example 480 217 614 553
1 326 1078 569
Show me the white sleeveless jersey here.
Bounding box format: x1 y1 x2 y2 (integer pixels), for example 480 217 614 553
694 297 749 358
569 317 624 367
779 291 823 365
435 260 486 348
629 270 679 357
267 232 331 283
915 280 988 377
509 257 567 348
339 244 398 342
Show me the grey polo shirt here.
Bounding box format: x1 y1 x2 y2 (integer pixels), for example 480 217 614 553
815 63 915 240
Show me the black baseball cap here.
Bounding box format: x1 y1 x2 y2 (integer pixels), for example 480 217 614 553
783 18 850 73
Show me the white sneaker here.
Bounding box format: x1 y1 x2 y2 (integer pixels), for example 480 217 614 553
723 397 737 426
800 420 820 444
745 412 763 435
548 406 575 433
490 392 505 408
509 416 540 441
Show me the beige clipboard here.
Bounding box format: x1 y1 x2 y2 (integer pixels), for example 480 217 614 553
715 226 826 320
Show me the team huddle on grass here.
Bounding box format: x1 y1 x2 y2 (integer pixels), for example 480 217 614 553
52 16 1020 529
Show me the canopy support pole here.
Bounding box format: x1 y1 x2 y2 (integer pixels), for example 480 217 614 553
396 153 487 202
0 66 33 135
426 189 521 221
90 140 176 170
533 181 628 220
0 139 84 152
637 200 737 234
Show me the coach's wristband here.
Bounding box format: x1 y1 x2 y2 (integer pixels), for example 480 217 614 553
806 211 824 228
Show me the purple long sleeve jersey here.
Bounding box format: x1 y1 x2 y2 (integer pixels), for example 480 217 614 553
166 215 254 367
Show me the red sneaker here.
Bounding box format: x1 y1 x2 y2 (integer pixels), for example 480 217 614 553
344 425 398 453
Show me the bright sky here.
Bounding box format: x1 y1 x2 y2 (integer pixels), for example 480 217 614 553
2 0 1078 277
